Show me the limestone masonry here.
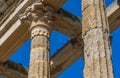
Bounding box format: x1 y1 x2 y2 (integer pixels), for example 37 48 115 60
0 0 120 78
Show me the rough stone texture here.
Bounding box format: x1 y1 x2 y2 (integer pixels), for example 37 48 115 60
20 2 54 78
82 0 114 78
0 0 120 63
0 0 15 14
0 60 28 78
29 26 51 78
0 0 119 77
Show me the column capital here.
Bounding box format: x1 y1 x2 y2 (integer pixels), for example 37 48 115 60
19 2 56 39
28 3 52 78
19 2 55 30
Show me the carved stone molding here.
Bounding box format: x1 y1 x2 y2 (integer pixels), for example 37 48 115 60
20 2 55 28
19 2 57 39
19 2 55 78
30 25 50 39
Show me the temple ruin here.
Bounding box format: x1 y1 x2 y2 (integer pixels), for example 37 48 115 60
0 0 120 78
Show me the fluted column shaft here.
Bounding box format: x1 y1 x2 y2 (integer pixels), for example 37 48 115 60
82 0 114 78
29 22 51 78
19 2 55 78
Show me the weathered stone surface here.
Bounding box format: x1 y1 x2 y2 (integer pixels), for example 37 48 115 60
82 0 104 11
0 0 119 78
29 31 50 78
82 0 114 78
20 2 55 78
0 60 28 78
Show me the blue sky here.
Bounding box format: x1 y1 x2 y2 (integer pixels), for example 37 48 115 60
9 0 120 78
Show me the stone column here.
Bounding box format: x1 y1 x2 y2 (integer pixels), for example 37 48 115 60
29 22 51 78
29 4 54 78
20 2 54 78
82 0 114 78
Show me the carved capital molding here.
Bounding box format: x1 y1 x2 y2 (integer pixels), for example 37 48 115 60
30 25 50 39
19 2 56 39
19 2 55 29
